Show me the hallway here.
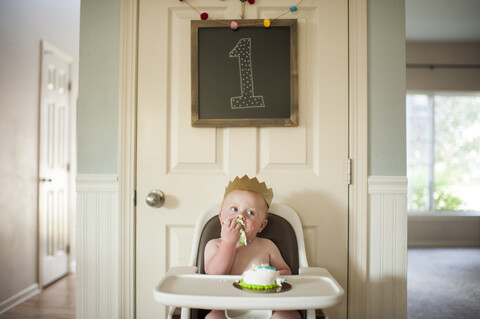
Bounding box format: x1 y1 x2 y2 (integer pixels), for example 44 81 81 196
0 275 74 319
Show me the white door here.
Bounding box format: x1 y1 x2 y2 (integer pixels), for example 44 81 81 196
137 1 348 318
38 41 72 287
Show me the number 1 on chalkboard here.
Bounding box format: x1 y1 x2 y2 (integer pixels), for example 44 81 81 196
229 38 265 109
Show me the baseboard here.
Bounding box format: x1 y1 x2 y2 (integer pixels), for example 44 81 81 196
409 240 480 248
0 283 41 315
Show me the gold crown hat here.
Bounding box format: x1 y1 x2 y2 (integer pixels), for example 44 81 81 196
224 175 274 207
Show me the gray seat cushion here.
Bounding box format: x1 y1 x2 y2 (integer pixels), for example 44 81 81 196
196 213 299 275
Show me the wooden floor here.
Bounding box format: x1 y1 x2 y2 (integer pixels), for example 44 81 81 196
0 275 75 319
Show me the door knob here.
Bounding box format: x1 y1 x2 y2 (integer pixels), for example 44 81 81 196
145 190 165 208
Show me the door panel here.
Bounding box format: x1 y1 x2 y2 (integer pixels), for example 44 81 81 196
39 42 71 287
137 1 348 318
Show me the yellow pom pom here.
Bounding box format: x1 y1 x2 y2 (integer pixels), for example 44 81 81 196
263 19 271 28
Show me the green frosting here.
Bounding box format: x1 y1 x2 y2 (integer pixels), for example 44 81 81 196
238 279 279 290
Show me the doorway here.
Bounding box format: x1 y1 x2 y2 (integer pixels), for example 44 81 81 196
405 44 480 319
135 1 349 318
38 41 73 287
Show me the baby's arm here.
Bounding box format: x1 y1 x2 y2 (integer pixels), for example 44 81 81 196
204 239 236 274
268 240 292 275
204 218 242 275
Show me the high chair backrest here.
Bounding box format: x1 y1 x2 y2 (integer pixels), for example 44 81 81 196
188 203 309 274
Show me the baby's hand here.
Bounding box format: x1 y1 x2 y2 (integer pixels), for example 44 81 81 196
220 218 242 244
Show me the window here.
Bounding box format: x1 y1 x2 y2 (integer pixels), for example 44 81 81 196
407 93 480 214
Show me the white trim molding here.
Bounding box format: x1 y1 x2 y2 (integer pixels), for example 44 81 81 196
76 174 118 191
0 284 41 315
119 0 138 317
367 176 408 319
76 174 119 319
348 0 369 318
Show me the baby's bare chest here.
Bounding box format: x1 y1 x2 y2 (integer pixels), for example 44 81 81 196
229 241 271 275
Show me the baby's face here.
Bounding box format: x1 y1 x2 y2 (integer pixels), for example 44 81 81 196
220 190 268 241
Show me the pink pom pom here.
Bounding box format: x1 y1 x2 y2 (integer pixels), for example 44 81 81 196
200 12 208 20
230 21 239 30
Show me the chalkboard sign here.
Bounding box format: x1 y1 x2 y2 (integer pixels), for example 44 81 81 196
191 19 298 127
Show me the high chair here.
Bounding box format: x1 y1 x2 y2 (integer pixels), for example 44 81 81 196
154 203 344 319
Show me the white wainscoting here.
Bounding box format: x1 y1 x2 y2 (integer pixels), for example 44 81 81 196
368 176 408 319
76 174 118 319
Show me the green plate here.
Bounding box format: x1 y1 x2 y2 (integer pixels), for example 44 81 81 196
233 282 291 293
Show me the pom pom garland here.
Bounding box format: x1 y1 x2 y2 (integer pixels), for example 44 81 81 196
180 0 303 29
230 21 239 30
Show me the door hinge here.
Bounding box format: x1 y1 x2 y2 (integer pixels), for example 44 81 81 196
66 244 70 254
347 158 352 185
134 190 137 207
68 81 72 92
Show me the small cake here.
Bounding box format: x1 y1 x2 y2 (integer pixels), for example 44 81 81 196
238 264 283 290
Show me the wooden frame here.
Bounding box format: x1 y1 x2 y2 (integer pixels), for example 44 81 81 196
191 19 298 127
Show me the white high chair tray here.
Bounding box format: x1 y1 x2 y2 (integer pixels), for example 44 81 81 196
154 266 344 310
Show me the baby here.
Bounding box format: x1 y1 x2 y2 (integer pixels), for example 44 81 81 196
204 175 300 319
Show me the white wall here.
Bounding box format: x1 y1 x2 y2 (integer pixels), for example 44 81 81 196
406 41 480 91
409 215 480 247
0 0 80 310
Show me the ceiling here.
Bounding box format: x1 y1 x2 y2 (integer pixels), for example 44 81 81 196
405 0 480 42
